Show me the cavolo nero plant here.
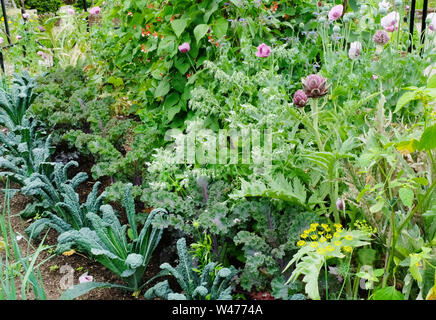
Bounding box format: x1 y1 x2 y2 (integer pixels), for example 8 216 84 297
58 184 166 296
24 180 105 239
0 72 38 131
145 238 237 300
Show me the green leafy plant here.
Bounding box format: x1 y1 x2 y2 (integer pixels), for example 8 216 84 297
0 72 38 130
57 184 166 296
284 223 372 300
25 180 105 239
0 182 53 300
145 238 237 300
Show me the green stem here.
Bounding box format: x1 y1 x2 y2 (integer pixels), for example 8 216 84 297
311 98 324 151
324 258 328 300
383 204 397 288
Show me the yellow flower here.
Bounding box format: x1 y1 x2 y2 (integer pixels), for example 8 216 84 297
310 235 318 240
319 237 326 243
334 240 342 247
326 245 335 252
325 227 331 232
297 240 306 247
309 227 316 232
317 248 326 255
300 233 308 239
303 229 310 234
325 234 332 239
334 223 343 229
333 232 341 238
344 235 353 240
193 221 199 228
343 246 352 253
62 249 76 256
310 242 319 248
336 228 344 233
310 223 319 229
318 231 324 235
321 223 329 229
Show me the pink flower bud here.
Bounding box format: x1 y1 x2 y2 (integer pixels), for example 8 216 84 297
255 43 271 58
336 198 345 211
178 42 190 53
293 90 308 107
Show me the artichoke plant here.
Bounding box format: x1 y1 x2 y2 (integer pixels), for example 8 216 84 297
301 74 330 98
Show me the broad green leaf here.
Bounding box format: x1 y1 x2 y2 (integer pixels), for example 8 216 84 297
154 79 170 98
409 255 423 282
399 187 414 208
370 199 384 213
193 24 209 44
171 18 187 38
428 73 436 88
394 91 416 113
59 282 128 300
348 0 358 11
108 76 124 87
163 92 180 109
395 139 420 155
372 286 404 300
412 177 429 186
213 18 228 39
357 248 377 265
419 124 436 151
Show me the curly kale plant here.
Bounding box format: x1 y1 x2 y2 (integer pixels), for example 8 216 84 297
0 72 37 130
144 238 237 300
58 184 165 296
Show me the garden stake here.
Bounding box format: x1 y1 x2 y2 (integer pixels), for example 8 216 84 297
421 0 429 54
0 0 11 44
83 0 89 31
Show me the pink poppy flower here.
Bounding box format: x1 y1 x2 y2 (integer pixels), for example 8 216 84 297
428 13 436 31
381 12 399 32
22 13 30 19
67 8 75 15
255 43 271 58
328 5 343 21
89 6 101 15
178 42 190 53
348 41 362 60
16 35 22 40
